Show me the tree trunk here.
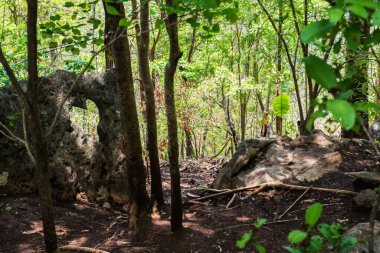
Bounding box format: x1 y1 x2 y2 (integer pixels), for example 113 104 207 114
275 0 283 136
164 0 183 232
27 1 58 251
137 0 164 206
102 2 113 69
103 1 150 228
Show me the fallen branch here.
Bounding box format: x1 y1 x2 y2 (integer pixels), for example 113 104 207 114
276 186 311 220
186 182 357 204
215 218 299 232
60 246 109 253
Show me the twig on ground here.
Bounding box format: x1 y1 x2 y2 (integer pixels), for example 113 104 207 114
276 186 311 220
60 246 109 253
215 218 299 232
226 193 237 209
186 182 357 204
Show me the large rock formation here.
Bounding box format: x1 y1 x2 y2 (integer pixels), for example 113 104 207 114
211 131 343 189
0 70 129 203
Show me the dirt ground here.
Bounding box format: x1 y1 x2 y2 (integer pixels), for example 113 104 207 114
0 139 379 253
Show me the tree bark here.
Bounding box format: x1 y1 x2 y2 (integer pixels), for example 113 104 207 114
138 0 164 207
164 0 183 232
103 1 150 227
276 0 283 136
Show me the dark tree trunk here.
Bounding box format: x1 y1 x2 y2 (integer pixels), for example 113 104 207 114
275 0 283 136
0 1 58 252
137 0 164 207
185 127 193 158
164 0 183 232
102 2 113 69
103 1 150 227
27 1 58 252
342 16 369 138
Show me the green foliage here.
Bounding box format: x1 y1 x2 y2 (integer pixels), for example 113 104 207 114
273 94 290 117
237 203 358 253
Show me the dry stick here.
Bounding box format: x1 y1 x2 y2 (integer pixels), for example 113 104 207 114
226 193 237 209
45 28 126 138
215 218 299 232
187 182 358 204
60 246 109 253
276 186 311 220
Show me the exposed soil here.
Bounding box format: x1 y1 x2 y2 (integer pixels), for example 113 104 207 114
0 139 379 253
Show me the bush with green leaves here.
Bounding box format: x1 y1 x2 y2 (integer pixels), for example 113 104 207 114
236 203 358 253
302 0 380 130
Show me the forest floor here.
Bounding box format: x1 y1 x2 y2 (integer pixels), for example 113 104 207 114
0 139 379 253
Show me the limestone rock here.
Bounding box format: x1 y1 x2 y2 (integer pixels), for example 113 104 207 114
211 132 342 189
0 172 8 186
353 189 377 210
343 222 380 253
346 171 380 191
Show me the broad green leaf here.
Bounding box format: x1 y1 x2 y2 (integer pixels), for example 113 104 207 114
155 19 165 30
307 235 323 252
344 25 361 50
49 41 58 48
288 230 307 244
236 230 253 249
339 237 358 253
301 20 335 43
273 94 290 117
304 56 337 89
345 0 376 8
305 203 323 231
327 99 356 129
328 8 344 23
373 7 380 25
347 5 369 19
106 5 121 16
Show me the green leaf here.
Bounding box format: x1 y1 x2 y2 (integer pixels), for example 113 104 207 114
347 4 369 19
339 237 358 253
301 20 335 43
327 99 356 129
255 218 267 228
345 0 376 8
49 41 58 48
253 242 267 253
236 230 253 249
288 230 307 244
155 19 165 30
373 7 380 25
106 5 121 16
305 203 323 231
328 8 344 23
307 235 323 252
119 18 132 28
304 55 337 89
273 94 290 117
283 246 303 253
50 14 61 21
64 1 75 7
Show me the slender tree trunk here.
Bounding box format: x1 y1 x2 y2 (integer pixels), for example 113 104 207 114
26 1 58 251
103 1 150 228
275 0 283 136
102 2 113 69
185 127 193 158
164 0 183 232
137 0 164 206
